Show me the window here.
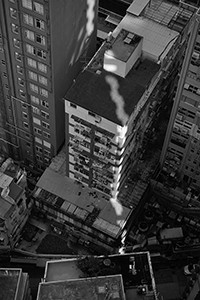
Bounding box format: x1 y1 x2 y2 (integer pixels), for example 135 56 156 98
23 14 33 26
22 0 32 10
42 121 49 129
38 62 47 73
3 72 7 78
41 110 49 119
35 34 45 45
36 154 43 161
19 90 26 98
22 112 28 118
37 49 46 59
29 83 38 93
26 44 35 55
40 88 48 97
13 38 20 48
1 60 6 65
36 145 42 153
24 29 34 41
43 131 50 139
33 117 41 125
33 2 44 15
32 105 40 114
34 127 42 135
35 137 42 144
39 75 47 86
12 24 19 34
17 65 23 75
30 95 39 104
15 52 22 62
41 99 49 108
10 8 17 19
88 111 96 117
21 102 27 108
27 57 37 68
23 122 29 129
44 149 50 157
18 78 25 86
26 142 31 147
28 70 37 81
43 140 51 148
4 84 9 89
35 18 45 30
70 103 77 108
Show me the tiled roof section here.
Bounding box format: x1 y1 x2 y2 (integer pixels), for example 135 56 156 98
64 59 160 125
37 275 126 300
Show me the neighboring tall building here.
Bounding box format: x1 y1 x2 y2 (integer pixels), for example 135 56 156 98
64 0 195 198
160 7 200 189
0 268 31 300
0 0 98 172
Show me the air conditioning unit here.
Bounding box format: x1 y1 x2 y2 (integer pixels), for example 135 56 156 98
176 114 183 121
95 116 102 123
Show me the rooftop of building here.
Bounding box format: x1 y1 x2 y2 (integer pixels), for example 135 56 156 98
64 41 159 125
0 268 21 300
0 196 12 219
107 29 142 62
42 252 156 300
35 167 131 238
37 274 126 300
8 181 24 202
114 0 195 62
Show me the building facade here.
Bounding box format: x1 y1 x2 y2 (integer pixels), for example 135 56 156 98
0 157 30 248
160 8 200 189
64 0 195 198
0 0 98 171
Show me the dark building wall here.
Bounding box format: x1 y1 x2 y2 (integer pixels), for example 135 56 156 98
50 0 98 153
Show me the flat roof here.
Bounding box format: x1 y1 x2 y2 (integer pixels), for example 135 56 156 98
36 167 130 237
43 252 156 298
106 29 142 62
64 57 159 125
114 14 179 62
37 275 126 300
8 181 24 202
0 172 13 189
0 268 21 300
127 0 151 16
0 196 12 218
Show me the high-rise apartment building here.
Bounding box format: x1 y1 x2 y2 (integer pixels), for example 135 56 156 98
64 0 195 198
0 0 98 172
160 8 200 189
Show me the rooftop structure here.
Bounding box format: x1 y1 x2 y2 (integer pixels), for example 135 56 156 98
0 268 30 300
66 46 159 124
34 166 130 252
37 274 126 300
40 252 158 300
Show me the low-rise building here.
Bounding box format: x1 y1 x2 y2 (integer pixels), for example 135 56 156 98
0 268 31 300
36 252 160 300
0 157 30 248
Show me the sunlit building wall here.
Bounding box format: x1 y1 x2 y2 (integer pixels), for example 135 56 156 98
0 0 98 171
160 9 200 189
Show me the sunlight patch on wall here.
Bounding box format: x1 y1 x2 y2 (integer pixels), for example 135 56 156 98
105 75 129 126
